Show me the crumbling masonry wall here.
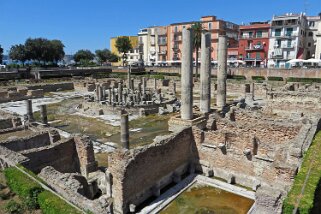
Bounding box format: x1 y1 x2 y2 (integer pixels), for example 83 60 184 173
108 127 196 213
1 132 51 152
20 138 81 174
193 108 318 190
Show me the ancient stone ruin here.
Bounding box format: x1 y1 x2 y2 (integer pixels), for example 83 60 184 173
1 28 321 214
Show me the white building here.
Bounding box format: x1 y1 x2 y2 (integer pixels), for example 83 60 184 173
268 13 308 68
306 16 321 59
138 26 168 66
126 47 141 66
314 17 321 59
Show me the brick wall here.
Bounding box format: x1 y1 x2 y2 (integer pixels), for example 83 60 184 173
21 138 81 174
108 127 196 213
1 132 51 152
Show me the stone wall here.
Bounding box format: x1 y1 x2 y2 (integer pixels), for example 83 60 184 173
0 145 29 170
74 136 98 177
145 67 321 80
193 108 318 190
0 132 51 152
21 138 81 174
27 82 74 92
0 88 44 103
39 166 112 214
0 119 15 129
108 127 196 213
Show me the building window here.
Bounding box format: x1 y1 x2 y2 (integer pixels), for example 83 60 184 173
174 26 178 32
256 31 262 38
208 23 212 30
239 54 243 59
309 21 315 27
287 40 292 48
286 28 293 36
308 32 313 37
183 25 186 29
256 52 261 59
286 51 290 59
308 42 311 47
249 32 253 38
275 29 281 37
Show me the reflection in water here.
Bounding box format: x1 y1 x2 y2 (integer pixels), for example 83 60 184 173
161 184 254 214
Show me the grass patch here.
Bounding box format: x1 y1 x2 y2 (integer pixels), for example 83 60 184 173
282 131 321 213
268 76 283 81
4 167 43 209
287 77 321 83
38 190 82 214
4 167 82 214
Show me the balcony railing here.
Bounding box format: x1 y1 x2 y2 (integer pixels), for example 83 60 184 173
273 32 298 38
241 35 268 39
271 54 284 59
158 50 167 55
281 44 294 48
245 45 264 51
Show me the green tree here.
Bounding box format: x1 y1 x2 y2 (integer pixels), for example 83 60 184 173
95 49 118 65
191 22 203 79
24 38 65 65
73 49 95 65
9 44 28 66
0 45 3 64
49 40 65 63
115 36 133 66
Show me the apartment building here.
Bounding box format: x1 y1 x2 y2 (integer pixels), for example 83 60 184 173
316 20 321 60
138 26 168 66
167 16 239 64
238 22 270 67
306 15 321 59
268 13 308 68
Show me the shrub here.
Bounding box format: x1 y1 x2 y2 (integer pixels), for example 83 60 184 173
4 167 43 209
268 76 283 81
227 75 246 80
5 200 23 214
287 77 321 83
251 76 265 81
38 190 82 214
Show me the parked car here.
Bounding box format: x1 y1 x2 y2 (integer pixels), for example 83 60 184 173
0 64 6 69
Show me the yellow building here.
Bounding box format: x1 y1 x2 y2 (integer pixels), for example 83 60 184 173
110 36 138 66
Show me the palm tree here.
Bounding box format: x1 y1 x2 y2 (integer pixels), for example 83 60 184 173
191 22 203 80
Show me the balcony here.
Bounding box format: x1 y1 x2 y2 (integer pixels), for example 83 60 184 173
245 45 264 51
172 31 182 35
244 57 262 61
241 35 268 39
281 44 294 49
173 46 180 53
159 50 167 55
158 42 167 46
273 32 298 38
173 37 182 42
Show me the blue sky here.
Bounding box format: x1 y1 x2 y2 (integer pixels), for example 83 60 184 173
0 0 320 54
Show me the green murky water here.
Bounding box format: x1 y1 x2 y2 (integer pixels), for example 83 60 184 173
161 184 254 214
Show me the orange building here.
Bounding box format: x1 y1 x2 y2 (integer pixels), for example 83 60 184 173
167 16 239 63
